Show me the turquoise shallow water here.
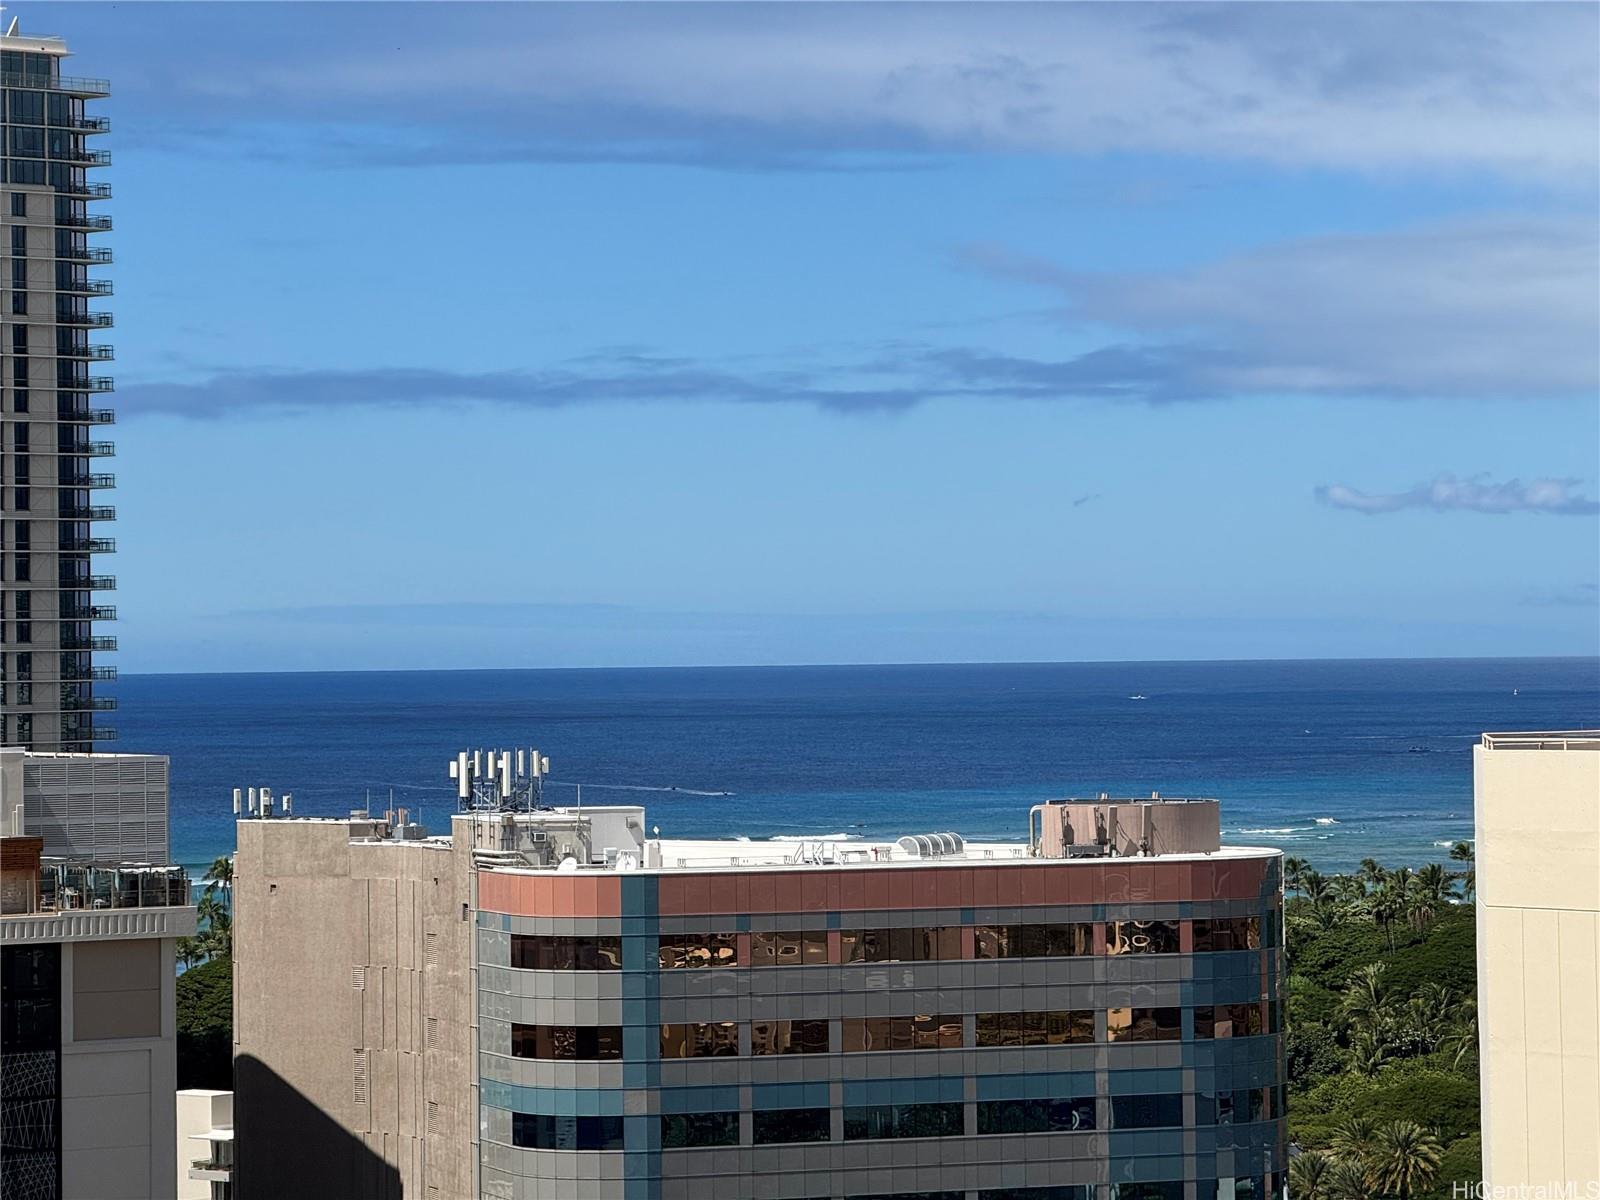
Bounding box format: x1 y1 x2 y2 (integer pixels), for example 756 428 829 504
107 657 1598 876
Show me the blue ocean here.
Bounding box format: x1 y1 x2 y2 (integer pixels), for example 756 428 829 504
110 658 1598 876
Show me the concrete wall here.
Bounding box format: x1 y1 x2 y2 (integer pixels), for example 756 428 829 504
233 819 476 1199
58 936 179 1200
1475 740 1600 1189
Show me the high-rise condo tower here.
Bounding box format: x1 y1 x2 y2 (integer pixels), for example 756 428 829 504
1 24 116 752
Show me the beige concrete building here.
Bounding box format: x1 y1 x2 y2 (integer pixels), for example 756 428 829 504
1474 730 1600 1190
1 751 196 1200
231 811 477 1199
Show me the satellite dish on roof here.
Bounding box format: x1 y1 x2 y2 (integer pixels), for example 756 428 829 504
556 856 580 872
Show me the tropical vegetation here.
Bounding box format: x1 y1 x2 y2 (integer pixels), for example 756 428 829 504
177 855 234 969
1284 846 1479 1199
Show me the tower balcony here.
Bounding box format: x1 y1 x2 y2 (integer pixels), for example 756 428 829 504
0 72 112 96
54 213 112 231
58 247 113 265
59 536 117 553
60 603 117 621
55 279 113 296
57 181 112 200
53 115 110 134
59 636 118 653
56 148 112 167
58 504 116 520
56 405 116 424
58 473 116 489
60 665 118 682
55 344 115 361
55 310 113 327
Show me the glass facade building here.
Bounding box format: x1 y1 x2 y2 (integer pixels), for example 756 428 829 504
1 29 116 752
473 849 1287 1200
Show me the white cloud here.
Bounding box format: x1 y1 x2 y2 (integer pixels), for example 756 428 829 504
962 217 1599 401
150 5 1599 180
1316 475 1600 516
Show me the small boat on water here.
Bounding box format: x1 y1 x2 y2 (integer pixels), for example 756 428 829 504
1129 694 1148 701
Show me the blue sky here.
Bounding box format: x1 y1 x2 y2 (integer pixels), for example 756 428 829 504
35 2 1600 670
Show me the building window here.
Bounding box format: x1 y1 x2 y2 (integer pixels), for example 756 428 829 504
657 932 738 969
1105 1007 1181 1043
659 1021 738 1059
841 926 961 963
972 923 1094 959
749 929 828 966
842 1102 962 1141
1194 1002 1264 1039
660 1111 739 1149
508 934 621 971
509 1023 623 1061
976 1098 1096 1134
840 1014 962 1052
1110 1185 1185 1200
1104 919 1181 955
1197 1086 1277 1126
749 1019 828 1055
751 1107 830 1145
975 1009 1093 1047
1108 1094 1184 1130
510 1113 624 1151
1192 916 1262 952
978 1188 1095 1200
0 944 61 1200
9 193 26 217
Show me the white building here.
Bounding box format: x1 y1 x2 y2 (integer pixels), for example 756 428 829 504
1474 730 1600 1189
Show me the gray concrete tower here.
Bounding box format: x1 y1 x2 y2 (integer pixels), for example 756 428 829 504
1 24 116 751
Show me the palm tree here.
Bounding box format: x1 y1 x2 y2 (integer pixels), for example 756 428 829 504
203 855 234 909
1371 1119 1444 1198
196 892 232 960
1284 856 1309 896
1449 840 1476 899
1325 1159 1373 1200
176 935 202 971
1369 885 1402 950
1415 862 1456 904
1288 1150 1334 1199
1357 858 1387 893
1328 1113 1379 1174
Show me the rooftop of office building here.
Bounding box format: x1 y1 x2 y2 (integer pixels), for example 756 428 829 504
1479 729 1600 751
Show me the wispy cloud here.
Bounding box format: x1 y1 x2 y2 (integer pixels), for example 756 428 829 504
959 217 1600 403
1316 475 1600 516
110 4 1598 180
1522 583 1600 608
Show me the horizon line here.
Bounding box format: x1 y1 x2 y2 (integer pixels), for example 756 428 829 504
113 652 1600 679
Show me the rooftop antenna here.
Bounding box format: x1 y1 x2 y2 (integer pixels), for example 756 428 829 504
6 16 21 38
450 745 549 813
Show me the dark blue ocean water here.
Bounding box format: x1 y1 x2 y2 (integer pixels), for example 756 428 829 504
109 658 1598 876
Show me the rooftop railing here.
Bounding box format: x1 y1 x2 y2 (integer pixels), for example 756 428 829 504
2 862 190 917
1481 731 1600 751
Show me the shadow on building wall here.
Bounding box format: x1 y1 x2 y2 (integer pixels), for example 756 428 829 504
234 1055 403 1199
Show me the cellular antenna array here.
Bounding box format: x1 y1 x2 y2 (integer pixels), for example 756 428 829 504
451 747 551 813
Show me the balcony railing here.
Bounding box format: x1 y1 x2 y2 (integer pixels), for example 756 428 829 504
58 633 116 652
57 406 116 424
55 279 113 296
59 473 116 489
59 537 117 554
60 604 117 620
0 72 112 96
55 310 112 326
53 149 112 167
57 688 118 706
53 213 112 231
59 665 119 682
58 504 116 520
57 441 117 457
53 115 110 134
57 247 114 264
54 343 115 359
54 181 112 200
